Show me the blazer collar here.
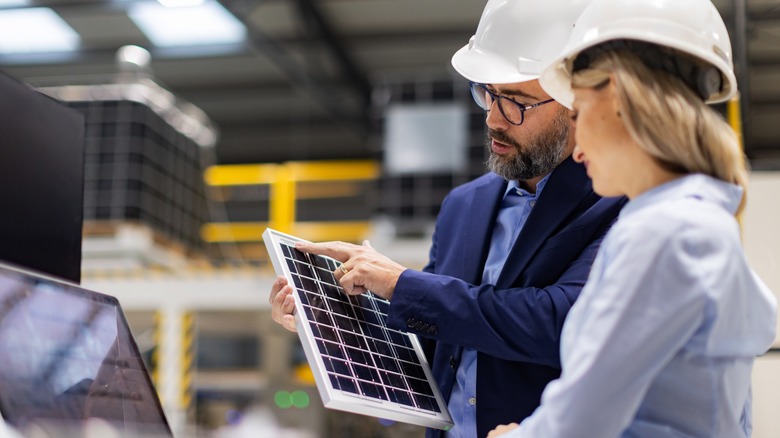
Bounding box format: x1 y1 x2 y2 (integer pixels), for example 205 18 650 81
460 174 507 285
496 156 594 287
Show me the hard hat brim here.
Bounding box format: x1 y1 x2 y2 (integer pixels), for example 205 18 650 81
451 43 541 85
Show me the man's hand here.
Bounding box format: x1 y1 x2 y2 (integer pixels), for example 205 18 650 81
269 276 297 332
487 423 520 437
294 240 406 300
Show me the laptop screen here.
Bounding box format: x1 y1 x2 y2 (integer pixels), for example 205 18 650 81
0 263 171 436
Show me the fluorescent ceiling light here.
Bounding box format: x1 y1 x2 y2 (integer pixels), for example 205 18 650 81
0 0 28 7
156 0 205 7
128 1 246 47
0 8 80 54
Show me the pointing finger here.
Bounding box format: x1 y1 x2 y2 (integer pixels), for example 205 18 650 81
295 241 359 262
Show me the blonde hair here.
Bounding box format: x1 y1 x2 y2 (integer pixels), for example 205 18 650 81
571 50 748 215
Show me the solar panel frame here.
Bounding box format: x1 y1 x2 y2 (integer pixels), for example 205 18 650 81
263 228 453 431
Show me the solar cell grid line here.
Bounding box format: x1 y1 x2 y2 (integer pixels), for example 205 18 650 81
347 291 442 412
290 248 399 403
295 249 422 408
263 228 453 431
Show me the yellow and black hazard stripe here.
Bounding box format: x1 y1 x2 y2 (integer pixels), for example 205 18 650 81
180 312 195 411
151 311 162 391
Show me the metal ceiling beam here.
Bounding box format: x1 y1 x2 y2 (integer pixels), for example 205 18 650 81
746 9 780 21
214 115 366 130
216 0 368 141
294 0 371 108
747 56 780 68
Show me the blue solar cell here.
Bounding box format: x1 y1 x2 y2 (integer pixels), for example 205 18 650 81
329 374 357 394
316 323 339 343
323 357 351 376
353 363 381 384
315 267 336 284
321 283 343 300
409 376 435 396
395 345 416 363
414 394 439 412
393 388 415 407
294 260 314 278
358 380 383 399
399 361 426 380
290 247 309 263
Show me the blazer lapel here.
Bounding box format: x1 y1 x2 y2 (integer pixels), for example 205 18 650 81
496 157 593 287
460 175 506 285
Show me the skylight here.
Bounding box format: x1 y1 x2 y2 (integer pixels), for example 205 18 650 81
0 8 80 54
128 1 247 47
156 0 205 7
0 0 28 8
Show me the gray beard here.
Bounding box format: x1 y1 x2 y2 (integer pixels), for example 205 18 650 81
486 109 570 181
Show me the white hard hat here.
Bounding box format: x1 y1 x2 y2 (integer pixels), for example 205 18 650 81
451 0 593 85
540 0 737 108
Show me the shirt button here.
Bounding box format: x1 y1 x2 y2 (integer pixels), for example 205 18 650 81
530 200 536 207
468 397 476 406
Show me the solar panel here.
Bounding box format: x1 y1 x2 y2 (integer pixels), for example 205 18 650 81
263 228 453 430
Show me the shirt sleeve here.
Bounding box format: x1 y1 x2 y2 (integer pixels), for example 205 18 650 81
506 221 710 437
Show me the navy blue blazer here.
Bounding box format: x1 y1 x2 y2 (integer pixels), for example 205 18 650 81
387 156 626 438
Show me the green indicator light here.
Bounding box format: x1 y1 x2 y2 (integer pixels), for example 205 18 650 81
291 390 310 408
274 390 293 409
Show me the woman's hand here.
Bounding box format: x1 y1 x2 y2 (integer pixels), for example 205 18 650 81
487 423 520 437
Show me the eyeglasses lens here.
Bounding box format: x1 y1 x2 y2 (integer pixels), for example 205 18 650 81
470 84 491 110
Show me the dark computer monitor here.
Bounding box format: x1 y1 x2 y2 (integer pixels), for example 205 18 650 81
0 71 85 283
0 262 172 436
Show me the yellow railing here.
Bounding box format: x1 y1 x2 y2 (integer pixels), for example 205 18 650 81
727 94 743 151
202 160 380 243
726 94 745 228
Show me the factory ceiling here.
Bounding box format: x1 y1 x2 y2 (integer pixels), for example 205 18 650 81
2 0 780 167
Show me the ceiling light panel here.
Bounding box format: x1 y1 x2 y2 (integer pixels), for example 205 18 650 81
0 8 80 54
128 1 246 47
0 0 28 8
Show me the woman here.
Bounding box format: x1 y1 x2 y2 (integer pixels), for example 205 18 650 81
488 0 777 436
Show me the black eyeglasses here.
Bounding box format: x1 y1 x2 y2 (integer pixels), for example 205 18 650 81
469 82 555 126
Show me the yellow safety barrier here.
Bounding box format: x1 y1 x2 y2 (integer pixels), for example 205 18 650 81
202 160 379 243
201 221 373 243
204 160 379 186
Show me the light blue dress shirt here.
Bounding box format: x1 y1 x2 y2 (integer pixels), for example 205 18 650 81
504 174 777 438
445 175 550 438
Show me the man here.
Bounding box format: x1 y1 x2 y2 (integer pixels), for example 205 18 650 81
270 1 626 436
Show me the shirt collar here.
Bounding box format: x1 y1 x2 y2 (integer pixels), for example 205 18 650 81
505 173 552 198
620 173 744 219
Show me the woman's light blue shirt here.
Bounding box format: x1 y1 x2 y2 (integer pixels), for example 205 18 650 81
505 174 777 437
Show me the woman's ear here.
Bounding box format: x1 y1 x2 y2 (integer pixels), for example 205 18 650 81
607 73 622 118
